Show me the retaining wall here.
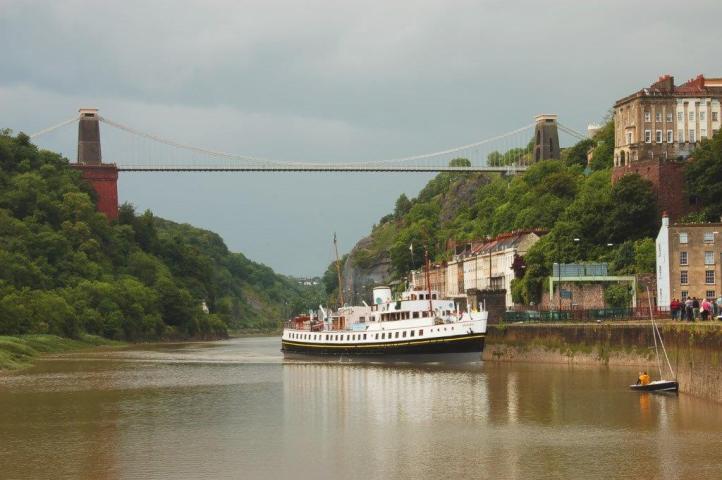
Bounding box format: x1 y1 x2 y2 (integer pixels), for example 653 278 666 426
484 323 722 403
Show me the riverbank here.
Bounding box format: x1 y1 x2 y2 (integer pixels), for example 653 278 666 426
0 334 124 372
484 322 722 403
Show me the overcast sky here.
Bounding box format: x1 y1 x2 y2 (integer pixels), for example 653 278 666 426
1 0 721 276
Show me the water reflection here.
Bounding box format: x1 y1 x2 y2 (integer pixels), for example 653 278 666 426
1 337 721 480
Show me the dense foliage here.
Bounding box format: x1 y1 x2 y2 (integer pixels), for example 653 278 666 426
349 119 660 304
0 131 321 339
685 129 722 221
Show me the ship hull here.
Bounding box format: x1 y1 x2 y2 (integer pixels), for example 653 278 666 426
281 333 485 358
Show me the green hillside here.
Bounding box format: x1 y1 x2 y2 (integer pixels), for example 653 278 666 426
344 119 665 305
0 130 322 340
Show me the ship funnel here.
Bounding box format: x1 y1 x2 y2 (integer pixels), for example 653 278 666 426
372 286 392 305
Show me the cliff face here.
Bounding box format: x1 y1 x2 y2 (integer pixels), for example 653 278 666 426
342 234 392 304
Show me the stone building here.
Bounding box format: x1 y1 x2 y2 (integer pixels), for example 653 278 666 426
656 214 722 308
612 74 722 220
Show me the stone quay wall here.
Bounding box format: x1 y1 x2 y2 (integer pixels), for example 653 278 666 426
484 323 722 403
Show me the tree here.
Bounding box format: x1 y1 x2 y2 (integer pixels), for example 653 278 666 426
608 174 657 243
562 138 595 168
448 157 471 167
685 129 722 220
589 120 614 171
394 194 412 219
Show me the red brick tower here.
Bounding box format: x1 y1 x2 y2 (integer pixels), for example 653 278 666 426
72 108 119 220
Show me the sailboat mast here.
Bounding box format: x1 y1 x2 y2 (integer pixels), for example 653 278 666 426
334 233 345 307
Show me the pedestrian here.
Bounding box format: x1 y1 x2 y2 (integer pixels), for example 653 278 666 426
701 299 709 321
670 298 681 320
692 297 700 321
685 297 694 322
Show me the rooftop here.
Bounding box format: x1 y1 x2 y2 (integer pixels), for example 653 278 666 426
615 74 722 106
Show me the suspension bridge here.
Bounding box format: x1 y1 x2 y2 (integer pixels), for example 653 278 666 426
25 108 589 219
29 109 588 173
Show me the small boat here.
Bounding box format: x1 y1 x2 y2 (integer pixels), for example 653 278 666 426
630 287 678 394
629 380 679 392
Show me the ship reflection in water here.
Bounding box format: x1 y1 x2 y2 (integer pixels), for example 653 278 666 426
1 337 721 480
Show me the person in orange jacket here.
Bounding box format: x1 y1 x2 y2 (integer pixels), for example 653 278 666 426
636 371 651 385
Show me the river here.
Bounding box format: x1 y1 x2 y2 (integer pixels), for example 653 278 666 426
1 337 720 479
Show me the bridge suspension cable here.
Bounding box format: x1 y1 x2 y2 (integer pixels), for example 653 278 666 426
557 122 588 141
28 114 80 139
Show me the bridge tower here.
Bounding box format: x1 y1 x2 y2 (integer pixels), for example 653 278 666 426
533 114 560 162
72 108 119 220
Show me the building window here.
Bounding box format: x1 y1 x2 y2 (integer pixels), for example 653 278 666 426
679 232 688 243
626 132 633 145
681 271 688 284
645 130 652 143
666 112 673 123
645 111 651 122
700 111 706 121
689 130 696 142
678 129 684 143
706 290 716 300
677 111 683 122
701 128 707 139
667 130 673 143
656 112 662 122
680 251 688 265
706 270 715 284
656 130 663 143
705 251 715 265
689 111 695 122
704 232 715 243
681 290 688 299
713 112 719 122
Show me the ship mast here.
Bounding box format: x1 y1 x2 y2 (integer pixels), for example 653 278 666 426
334 233 345 307
424 247 433 315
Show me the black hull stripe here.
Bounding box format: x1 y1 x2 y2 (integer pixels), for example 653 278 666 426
282 334 485 356
282 333 485 349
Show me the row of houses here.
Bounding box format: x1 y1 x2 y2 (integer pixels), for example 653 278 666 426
410 229 546 307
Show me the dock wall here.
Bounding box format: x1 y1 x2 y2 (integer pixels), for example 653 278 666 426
483 323 722 403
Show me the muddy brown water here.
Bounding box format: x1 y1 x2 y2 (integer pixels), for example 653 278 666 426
1 337 720 479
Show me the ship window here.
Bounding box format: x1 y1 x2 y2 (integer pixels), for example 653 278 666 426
375 333 379 339
419 329 423 336
402 331 407 338
432 294 437 299
382 333 386 339
410 330 415 337
395 332 399 338
413 312 419 318
363 334 367 340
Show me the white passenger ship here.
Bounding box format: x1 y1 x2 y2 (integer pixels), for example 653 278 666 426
281 286 487 359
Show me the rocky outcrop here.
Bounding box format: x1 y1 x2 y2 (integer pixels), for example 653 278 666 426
342 234 392 304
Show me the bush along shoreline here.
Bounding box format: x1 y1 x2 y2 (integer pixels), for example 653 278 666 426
0 334 124 371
